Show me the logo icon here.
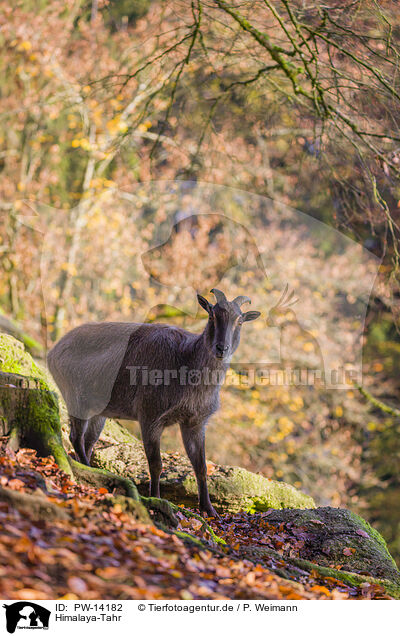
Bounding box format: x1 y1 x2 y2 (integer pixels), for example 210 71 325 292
3 602 50 633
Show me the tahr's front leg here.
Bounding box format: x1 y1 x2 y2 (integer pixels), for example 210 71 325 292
179 422 218 517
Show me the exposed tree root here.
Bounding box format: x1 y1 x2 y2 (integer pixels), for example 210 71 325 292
70 459 140 499
140 496 226 545
168 501 227 545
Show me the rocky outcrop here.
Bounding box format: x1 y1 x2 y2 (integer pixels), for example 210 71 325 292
0 334 141 498
239 507 400 595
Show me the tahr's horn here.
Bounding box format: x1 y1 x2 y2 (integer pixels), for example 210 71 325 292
233 296 251 307
210 288 228 304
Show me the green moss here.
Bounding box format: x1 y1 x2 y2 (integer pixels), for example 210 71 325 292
0 333 56 391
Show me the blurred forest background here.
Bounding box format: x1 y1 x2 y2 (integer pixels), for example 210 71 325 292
1 1 400 561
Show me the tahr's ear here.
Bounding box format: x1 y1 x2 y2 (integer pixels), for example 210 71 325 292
197 294 213 315
242 310 261 322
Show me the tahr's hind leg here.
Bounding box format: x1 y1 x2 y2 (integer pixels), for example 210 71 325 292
69 416 89 465
85 415 106 464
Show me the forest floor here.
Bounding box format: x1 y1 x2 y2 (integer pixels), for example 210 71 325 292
0 439 392 601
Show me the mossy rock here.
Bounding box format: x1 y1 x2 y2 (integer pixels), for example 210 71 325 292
183 466 315 513
240 507 400 593
0 334 49 385
94 420 315 513
102 418 141 445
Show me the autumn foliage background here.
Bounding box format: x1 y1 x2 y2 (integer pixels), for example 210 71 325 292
1 0 400 564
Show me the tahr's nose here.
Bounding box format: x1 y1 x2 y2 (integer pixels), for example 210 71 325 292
216 344 229 354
